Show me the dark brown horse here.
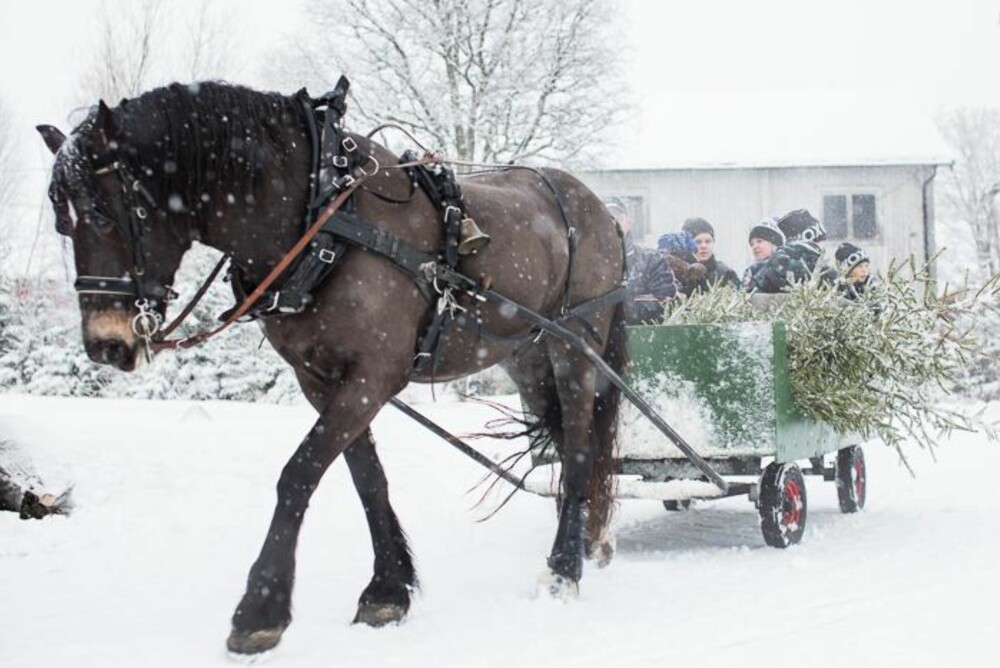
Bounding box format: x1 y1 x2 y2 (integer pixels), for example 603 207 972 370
37 81 625 655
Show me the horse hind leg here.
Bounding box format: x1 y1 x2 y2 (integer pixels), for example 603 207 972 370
540 305 625 595
343 428 417 627
538 341 601 599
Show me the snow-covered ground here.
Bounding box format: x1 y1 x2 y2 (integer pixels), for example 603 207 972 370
2 392 998 667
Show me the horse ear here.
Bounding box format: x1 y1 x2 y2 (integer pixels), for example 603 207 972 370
95 99 118 146
36 125 66 155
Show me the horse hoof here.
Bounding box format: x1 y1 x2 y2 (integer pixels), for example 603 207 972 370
535 571 580 600
226 627 285 656
353 603 407 627
585 528 616 569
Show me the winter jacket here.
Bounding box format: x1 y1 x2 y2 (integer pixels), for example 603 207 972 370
744 241 836 294
624 234 679 324
693 256 740 293
838 275 876 301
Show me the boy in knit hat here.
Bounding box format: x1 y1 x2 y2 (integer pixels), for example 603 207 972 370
775 209 838 284
679 217 740 292
745 210 840 293
835 242 875 300
742 218 787 292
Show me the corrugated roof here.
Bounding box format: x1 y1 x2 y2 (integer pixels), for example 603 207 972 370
598 90 953 171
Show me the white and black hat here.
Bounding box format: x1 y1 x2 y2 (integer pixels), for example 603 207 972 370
778 209 827 243
835 242 869 274
748 218 786 247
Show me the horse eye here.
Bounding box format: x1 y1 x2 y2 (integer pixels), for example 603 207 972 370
88 214 115 233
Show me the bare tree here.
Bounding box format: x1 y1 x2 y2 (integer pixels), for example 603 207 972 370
183 0 241 81
936 108 1000 275
78 0 164 104
276 0 625 165
0 98 19 258
76 0 242 104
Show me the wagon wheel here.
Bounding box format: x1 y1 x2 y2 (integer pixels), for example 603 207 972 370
758 462 807 548
662 499 692 511
835 446 866 513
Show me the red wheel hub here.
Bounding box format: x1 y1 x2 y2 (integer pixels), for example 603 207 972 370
782 479 803 528
853 457 865 502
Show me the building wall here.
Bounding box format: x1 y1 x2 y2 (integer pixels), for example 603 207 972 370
579 164 938 279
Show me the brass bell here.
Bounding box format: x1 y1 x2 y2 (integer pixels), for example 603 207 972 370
458 217 491 255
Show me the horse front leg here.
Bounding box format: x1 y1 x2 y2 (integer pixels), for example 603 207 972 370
343 428 417 627
226 394 381 656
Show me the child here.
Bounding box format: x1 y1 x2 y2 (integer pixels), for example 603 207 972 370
680 217 740 291
657 231 707 296
742 218 787 292
835 242 875 300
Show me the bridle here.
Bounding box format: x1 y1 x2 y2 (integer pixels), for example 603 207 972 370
59 136 441 357
72 159 172 302
66 157 187 355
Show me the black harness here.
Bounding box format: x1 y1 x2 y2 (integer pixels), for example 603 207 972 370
71 159 178 305
68 76 625 372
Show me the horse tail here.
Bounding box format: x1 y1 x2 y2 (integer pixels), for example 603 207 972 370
586 299 628 541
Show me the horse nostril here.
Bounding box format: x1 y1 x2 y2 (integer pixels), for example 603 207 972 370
86 339 132 368
105 340 131 368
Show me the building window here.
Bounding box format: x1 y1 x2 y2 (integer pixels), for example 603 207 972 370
823 196 848 240
822 194 879 241
852 194 878 239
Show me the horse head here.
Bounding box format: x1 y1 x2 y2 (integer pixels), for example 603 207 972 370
38 100 191 371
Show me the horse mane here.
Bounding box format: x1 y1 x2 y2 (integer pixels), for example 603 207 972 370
76 82 306 217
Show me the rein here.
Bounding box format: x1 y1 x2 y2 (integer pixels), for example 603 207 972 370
150 153 441 352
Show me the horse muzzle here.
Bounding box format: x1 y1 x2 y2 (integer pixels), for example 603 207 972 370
83 310 142 371
85 337 139 371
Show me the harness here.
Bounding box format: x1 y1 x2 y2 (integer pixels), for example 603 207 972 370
70 76 625 371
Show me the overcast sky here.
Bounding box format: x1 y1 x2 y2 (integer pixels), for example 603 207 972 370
4 1 999 159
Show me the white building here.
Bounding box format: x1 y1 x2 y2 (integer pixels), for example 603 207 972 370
579 92 953 276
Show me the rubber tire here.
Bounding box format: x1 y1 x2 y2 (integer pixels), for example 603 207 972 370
835 446 866 513
662 499 692 512
758 462 807 548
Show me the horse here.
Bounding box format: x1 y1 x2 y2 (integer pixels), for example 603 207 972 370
37 81 626 655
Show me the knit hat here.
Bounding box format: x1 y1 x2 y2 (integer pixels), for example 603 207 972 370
835 242 869 274
748 218 786 247
682 217 715 239
657 231 696 256
777 209 827 242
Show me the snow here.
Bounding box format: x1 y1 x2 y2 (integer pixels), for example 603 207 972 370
2 392 999 667
620 322 777 459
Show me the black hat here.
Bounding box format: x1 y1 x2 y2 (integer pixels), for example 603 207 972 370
777 209 827 242
835 242 869 274
748 218 786 247
682 217 715 239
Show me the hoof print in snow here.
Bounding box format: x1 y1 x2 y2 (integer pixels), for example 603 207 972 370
536 571 580 600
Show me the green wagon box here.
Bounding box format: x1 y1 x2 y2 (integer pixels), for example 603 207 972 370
620 320 847 464
526 319 868 548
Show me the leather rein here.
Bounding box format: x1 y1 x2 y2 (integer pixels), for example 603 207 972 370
149 152 440 352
